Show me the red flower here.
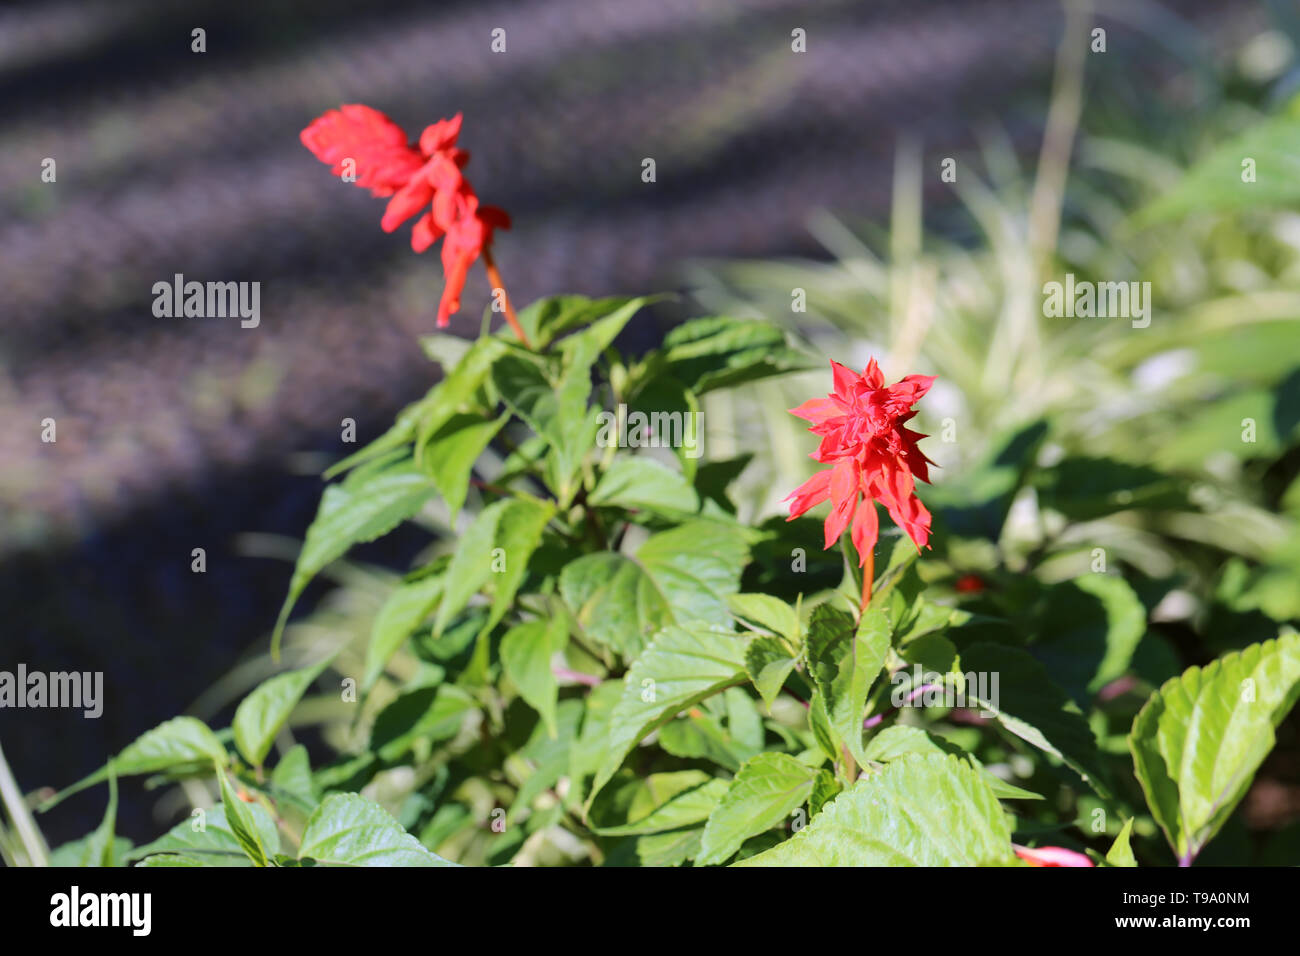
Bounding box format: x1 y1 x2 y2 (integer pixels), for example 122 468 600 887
1013 844 1095 867
954 573 986 594
300 105 519 336
785 359 935 580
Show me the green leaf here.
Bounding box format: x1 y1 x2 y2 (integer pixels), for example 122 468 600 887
806 604 891 768
518 295 651 350
621 770 712 821
1135 113 1300 225
363 572 445 691
233 656 334 768
322 396 427 480
631 827 704 867
556 296 650 361
491 351 557 436
735 754 1018 866
806 687 840 764
216 768 269 866
1031 574 1147 703
51 771 121 866
560 520 749 660
656 698 756 772
958 642 1112 799
128 803 281 867
724 686 764 759
41 716 227 810
623 373 703 481
742 516 845 601
273 459 440 657
863 725 1044 800
509 700 583 822
744 636 798 709
697 753 818 866
425 411 509 516
325 336 504 479
727 593 800 642
662 316 814 393
413 336 508 459
484 496 556 634
433 499 510 637
269 744 317 810
658 714 739 770
50 834 133 868
494 303 649 505
925 419 1047 540
298 793 458 866
589 458 700 516
808 770 840 818
587 625 748 805
569 680 625 801
418 332 472 372
1033 457 1188 522
501 616 569 737
594 777 730 836
1106 819 1138 867
370 685 476 763
1128 633 1300 865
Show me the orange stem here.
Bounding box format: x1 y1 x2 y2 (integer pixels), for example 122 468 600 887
481 249 531 348
859 546 875 617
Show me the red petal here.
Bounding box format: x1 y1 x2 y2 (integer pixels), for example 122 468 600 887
418 113 463 156
784 469 832 519
862 357 884 389
823 459 858 549
898 430 934 484
873 465 931 552
1013 845 1094 868
380 175 434 232
850 497 879 567
300 104 424 197
789 397 838 424
437 230 479 327
898 373 936 400
830 360 860 398
411 212 443 253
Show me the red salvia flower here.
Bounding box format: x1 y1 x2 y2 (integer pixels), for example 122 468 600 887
785 358 935 610
1012 844 1095 867
300 104 526 342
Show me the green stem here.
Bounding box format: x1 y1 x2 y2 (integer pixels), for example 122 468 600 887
0 739 48 867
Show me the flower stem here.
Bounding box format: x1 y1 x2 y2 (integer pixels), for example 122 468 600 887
481 249 531 348
859 546 875 616
0 740 48 867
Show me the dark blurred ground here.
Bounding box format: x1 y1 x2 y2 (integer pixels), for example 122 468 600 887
0 0 1258 844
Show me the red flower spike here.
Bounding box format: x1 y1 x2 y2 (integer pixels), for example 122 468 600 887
785 359 936 612
1013 844 1095 867
300 105 528 344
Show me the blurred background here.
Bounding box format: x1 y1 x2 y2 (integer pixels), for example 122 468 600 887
3 0 1298 852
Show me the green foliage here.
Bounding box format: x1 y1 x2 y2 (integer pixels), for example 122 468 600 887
736 754 1019 866
1129 633 1300 865
34 93 1300 867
